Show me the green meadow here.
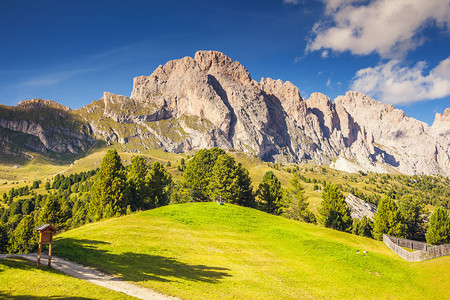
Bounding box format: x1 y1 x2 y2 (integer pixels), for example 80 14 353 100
53 203 449 300
0 257 133 299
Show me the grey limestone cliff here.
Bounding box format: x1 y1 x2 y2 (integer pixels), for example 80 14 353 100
0 51 449 177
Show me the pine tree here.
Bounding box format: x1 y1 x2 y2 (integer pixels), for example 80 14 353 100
373 196 407 240
257 171 283 214
170 181 194 204
0 222 8 253
127 156 150 210
8 216 37 254
399 195 428 240
425 206 450 245
208 154 239 203
283 175 316 223
318 184 352 232
147 162 172 208
352 216 374 238
39 195 64 228
233 163 255 207
184 148 225 201
90 149 130 221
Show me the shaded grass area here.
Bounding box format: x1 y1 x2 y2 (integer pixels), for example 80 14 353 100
54 203 449 299
0 257 134 299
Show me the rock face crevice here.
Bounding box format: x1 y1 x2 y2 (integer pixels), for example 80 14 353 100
1 51 449 177
207 74 236 144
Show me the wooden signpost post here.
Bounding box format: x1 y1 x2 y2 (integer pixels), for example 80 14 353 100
35 224 57 267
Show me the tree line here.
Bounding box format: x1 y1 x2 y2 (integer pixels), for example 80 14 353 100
0 147 449 254
317 184 449 245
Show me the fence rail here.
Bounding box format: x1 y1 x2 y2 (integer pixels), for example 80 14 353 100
383 234 450 262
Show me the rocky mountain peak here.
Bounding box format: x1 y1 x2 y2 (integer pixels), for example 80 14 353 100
17 99 71 111
2 51 449 177
433 108 450 126
194 50 252 84
334 91 409 125
259 78 303 103
306 92 332 110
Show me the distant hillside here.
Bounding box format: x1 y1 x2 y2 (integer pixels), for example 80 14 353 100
0 51 449 177
53 203 449 299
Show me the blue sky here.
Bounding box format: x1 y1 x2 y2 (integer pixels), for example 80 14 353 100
0 0 449 125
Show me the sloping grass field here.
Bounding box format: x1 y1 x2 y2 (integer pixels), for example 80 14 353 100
53 203 449 299
0 257 133 299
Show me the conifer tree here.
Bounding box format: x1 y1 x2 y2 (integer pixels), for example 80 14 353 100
184 148 225 201
233 163 255 207
352 216 373 238
319 184 352 232
8 216 37 254
90 149 130 221
283 175 316 223
426 206 450 245
0 222 8 253
257 171 283 214
147 161 172 208
39 195 64 228
170 180 194 204
399 195 428 240
373 196 407 240
208 154 239 203
127 156 150 210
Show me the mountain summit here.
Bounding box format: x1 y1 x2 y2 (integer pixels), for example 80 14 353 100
1 51 449 176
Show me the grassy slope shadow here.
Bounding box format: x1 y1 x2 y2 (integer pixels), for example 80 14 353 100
0 292 93 300
0 258 98 300
54 238 231 284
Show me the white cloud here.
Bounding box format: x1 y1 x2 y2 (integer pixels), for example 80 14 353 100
326 77 331 87
350 57 450 104
307 0 450 58
283 0 299 4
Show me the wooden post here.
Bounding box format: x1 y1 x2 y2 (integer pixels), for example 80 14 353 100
37 240 42 267
48 243 53 267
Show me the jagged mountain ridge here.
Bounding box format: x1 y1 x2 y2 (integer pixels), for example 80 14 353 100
0 50 449 177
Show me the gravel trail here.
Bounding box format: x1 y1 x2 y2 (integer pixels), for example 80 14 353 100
0 253 177 300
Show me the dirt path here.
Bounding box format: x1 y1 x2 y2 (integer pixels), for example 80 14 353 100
0 253 176 300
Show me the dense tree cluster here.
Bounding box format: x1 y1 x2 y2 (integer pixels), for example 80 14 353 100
0 149 174 253
1 147 449 254
89 149 173 220
183 148 255 206
0 170 98 253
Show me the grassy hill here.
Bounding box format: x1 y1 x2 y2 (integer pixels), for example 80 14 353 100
52 203 449 299
0 257 134 299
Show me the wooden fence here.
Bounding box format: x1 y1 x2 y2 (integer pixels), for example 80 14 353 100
383 234 450 262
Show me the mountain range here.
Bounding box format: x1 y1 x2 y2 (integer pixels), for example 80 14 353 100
0 50 449 177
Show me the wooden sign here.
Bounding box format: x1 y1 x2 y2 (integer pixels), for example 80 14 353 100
41 231 53 244
35 224 57 267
